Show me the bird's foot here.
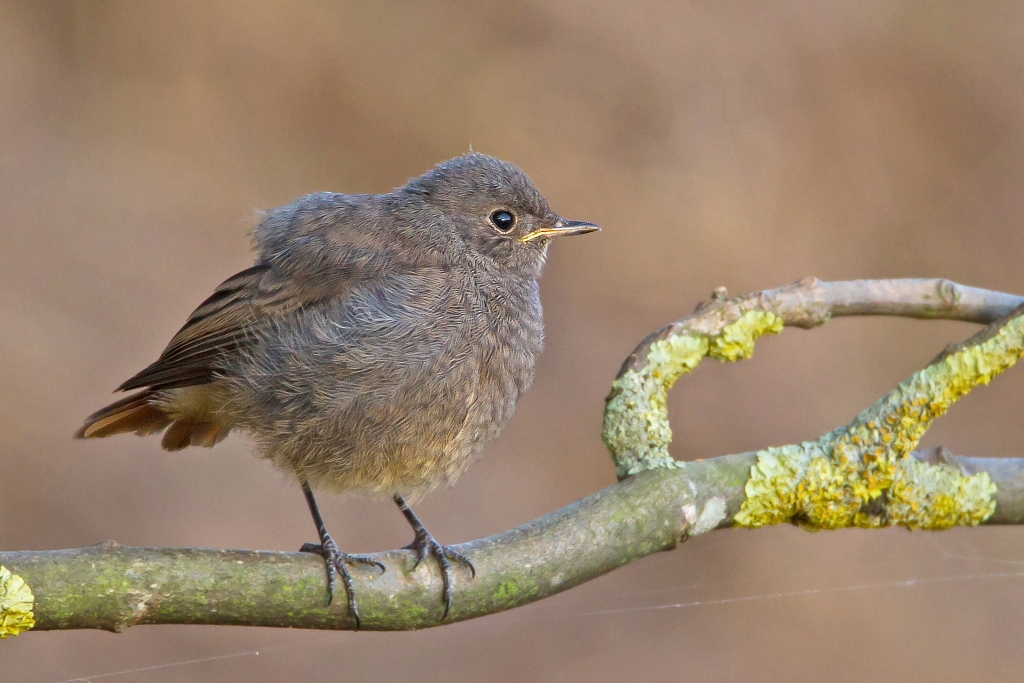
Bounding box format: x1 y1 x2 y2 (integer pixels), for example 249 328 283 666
300 536 385 628
403 527 475 619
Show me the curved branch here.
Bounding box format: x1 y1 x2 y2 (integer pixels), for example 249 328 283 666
2 448 1023 633
3 277 1023 636
603 278 1024 478
617 277 1024 377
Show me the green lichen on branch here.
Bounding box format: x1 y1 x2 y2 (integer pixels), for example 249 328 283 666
735 312 1024 530
603 310 784 479
0 566 35 638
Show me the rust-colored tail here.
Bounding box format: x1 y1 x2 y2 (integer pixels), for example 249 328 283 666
75 390 171 440
75 390 230 450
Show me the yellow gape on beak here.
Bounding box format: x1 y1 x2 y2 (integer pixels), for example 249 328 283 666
520 218 601 243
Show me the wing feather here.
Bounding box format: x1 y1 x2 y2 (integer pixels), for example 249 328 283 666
114 192 400 393
116 264 306 391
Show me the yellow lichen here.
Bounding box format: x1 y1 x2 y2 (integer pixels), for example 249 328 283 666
735 313 1024 530
603 309 784 479
709 309 785 361
0 566 35 638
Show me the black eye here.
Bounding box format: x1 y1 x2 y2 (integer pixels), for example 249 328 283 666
490 210 515 232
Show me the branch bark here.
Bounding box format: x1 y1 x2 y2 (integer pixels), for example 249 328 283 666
3 278 1023 635
3 448 1023 633
617 277 1024 378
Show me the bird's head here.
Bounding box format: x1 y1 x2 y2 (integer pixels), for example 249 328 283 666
401 153 599 277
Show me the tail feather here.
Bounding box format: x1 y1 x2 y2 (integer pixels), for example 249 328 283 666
75 391 171 439
76 389 229 449
160 420 193 450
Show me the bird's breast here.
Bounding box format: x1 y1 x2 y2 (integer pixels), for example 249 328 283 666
227 270 545 498
458 276 544 450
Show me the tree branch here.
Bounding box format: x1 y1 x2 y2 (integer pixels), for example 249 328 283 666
603 277 1024 478
3 278 1023 635
3 448 1023 634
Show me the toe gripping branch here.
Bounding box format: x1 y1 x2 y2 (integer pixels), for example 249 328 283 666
299 483 474 627
299 481 384 628
394 494 475 619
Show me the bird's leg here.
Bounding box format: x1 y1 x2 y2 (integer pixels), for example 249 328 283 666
298 479 384 628
393 494 475 619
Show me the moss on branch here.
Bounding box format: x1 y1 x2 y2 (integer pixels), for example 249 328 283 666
3 446 1024 634
0 566 35 638
0 458 755 633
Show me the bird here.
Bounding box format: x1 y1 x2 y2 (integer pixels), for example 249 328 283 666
75 153 599 626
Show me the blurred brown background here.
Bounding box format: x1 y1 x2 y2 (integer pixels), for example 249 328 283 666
4 1 1024 681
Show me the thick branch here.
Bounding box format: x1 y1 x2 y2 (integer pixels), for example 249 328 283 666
3 277 1023 636
2 449 1022 633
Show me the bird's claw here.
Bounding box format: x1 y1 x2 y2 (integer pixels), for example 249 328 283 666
300 537 384 628
404 528 475 619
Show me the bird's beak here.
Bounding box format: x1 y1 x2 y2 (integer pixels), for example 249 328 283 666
519 218 601 243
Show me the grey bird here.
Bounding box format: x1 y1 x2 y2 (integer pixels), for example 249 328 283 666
76 153 599 625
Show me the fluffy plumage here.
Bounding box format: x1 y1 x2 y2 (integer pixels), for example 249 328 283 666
77 153 598 501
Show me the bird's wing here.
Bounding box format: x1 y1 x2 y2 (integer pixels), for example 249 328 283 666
116 263 315 391
78 261 337 446
117 192 409 393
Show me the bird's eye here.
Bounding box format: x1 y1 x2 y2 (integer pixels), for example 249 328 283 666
489 210 515 232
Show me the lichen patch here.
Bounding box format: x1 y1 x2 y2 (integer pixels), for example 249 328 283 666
0 566 35 638
603 310 783 479
734 313 1024 530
